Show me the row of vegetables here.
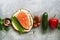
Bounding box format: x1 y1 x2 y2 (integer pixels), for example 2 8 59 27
0 9 60 33
33 12 60 32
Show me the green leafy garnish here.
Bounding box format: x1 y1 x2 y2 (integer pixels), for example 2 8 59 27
4 27 10 31
0 18 4 30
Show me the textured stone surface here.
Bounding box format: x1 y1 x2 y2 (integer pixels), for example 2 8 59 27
0 0 60 40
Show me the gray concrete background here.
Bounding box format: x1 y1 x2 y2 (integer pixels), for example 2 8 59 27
0 0 60 40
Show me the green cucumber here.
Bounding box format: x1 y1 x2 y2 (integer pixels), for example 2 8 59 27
42 12 48 32
11 16 24 33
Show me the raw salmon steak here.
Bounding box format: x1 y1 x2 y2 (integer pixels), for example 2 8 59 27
17 11 30 30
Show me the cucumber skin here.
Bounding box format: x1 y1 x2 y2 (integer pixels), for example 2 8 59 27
11 16 24 33
42 12 48 32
